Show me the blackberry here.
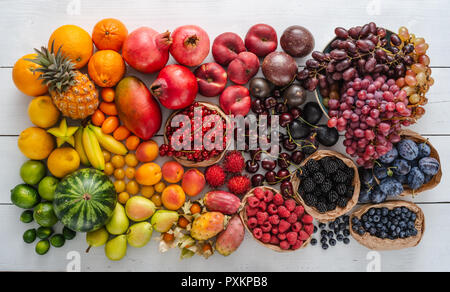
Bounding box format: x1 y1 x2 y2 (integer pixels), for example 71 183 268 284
333 170 347 183
304 192 317 206
345 187 354 198
305 159 321 173
337 196 348 208
321 179 333 193
301 177 316 193
327 202 337 211
336 184 347 196
336 158 347 170
327 190 339 203
322 158 339 174
312 172 325 184
345 167 355 180
316 202 328 213
297 166 309 178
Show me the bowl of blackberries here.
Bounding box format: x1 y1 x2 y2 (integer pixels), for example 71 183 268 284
294 150 360 221
350 200 425 250
358 130 441 204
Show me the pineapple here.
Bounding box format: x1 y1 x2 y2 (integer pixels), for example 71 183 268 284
29 44 99 120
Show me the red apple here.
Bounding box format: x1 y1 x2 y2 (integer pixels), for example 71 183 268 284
212 32 246 66
150 64 198 110
194 63 227 97
219 85 251 116
245 24 278 57
170 25 210 67
228 52 260 85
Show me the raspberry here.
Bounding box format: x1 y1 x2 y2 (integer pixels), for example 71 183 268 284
258 201 267 212
247 196 260 208
261 221 272 233
271 227 279 235
273 193 284 205
270 235 280 245
287 213 298 224
292 222 303 232
280 240 290 250
247 217 258 229
264 190 274 203
277 233 287 241
254 187 265 200
277 206 291 218
292 240 304 250
246 206 258 217
278 220 291 233
284 199 296 212
253 228 262 239
298 230 310 241
287 232 298 245
293 205 305 217
261 233 271 243
268 215 280 225
301 214 314 224
267 203 278 215
303 224 314 236
256 212 269 224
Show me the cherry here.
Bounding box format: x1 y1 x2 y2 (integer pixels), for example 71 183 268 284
251 174 265 187
262 160 277 171
283 138 297 151
280 113 294 127
275 103 289 114
291 151 304 164
251 99 264 114
264 96 277 109
278 153 291 168
280 181 294 197
250 149 262 161
290 107 302 119
265 171 277 185
277 168 291 182
245 160 260 173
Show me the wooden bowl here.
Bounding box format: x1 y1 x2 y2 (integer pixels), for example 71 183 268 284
350 200 425 250
292 150 361 222
163 101 231 168
239 186 312 252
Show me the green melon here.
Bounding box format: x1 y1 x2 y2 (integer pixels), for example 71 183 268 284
53 168 117 233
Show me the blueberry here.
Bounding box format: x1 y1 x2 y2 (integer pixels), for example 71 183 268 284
327 231 334 238
352 225 359 232
368 208 376 216
410 229 418 236
370 186 387 203
337 234 344 241
379 147 398 164
321 230 328 237
351 217 360 225
373 215 381 223
343 238 350 244
319 223 326 229
419 157 440 176
321 237 328 244
417 142 431 159
343 230 350 237
322 243 329 250
381 208 389 216
407 167 425 190
358 228 366 236
311 238 317 246
313 226 318 234
329 239 336 246
393 159 411 176
379 178 404 197
411 213 417 221
358 188 372 203
397 139 419 161
374 165 389 180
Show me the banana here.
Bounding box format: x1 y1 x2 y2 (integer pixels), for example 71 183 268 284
75 129 90 166
82 127 105 170
88 125 128 155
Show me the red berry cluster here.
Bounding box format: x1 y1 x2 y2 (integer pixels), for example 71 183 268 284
245 187 314 250
159 102 228 162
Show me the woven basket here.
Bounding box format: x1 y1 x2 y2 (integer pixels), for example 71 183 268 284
239 186 312 252
349 200 425 250
163 101 230 168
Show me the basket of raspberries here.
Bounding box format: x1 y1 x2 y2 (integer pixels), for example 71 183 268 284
295 151 360 222
240 186 314 252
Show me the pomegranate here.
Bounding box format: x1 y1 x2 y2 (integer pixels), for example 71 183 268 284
245 24 278 57
170 25 210 67
150 64 198 110
212 32 246 66
219 85 251 116
122 27 172 74
194 62 228 97
228 52 260 85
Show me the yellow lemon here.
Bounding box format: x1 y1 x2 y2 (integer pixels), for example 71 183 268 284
28 96 60 128
47 147 80 178
18 127 55 160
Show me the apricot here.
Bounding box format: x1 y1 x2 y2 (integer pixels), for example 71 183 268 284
161 161 184 183
161 185 186 211
135 140 159 162
181 168 206 197
135 163 162 186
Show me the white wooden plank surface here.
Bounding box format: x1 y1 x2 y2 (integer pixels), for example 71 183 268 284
0 0 449 271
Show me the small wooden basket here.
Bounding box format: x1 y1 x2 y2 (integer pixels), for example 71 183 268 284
239 186 312 253
163 101 231 168
349 200 425 250
292 150 361 222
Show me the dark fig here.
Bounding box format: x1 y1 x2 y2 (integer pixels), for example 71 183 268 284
262 52 298 87
315 124 339 147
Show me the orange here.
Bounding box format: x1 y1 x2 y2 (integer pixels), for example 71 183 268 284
49 25 93 69
91 109 105 126
113 126 131 141
101 116 119 134
99 101 118 116
88 50 125 88
135 163 162 186
12 54 48 96
101 88 115 102
92 18 128 52
125 136 140 151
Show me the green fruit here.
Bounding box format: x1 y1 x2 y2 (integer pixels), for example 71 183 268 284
86 227 109 251
35 239 50 255
50 234 65 248
126 222 153 248
20 210 34 223
38 176 59 201
105 235 127 261
53 169 117 233
10 184 40 209
150 210 179 233
33 202 58 227
63 226 76 240
37 226 54 239
20 160 46 185
23 229 36 244
105 203 129 235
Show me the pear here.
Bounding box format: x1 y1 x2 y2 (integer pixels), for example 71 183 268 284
126 222 153 248
150 210 179 233
105 235 127 261
106 203 129 235
86 227 109 253
125 196 156 222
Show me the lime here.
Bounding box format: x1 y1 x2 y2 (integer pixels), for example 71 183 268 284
23 229 36 244
35 239 50 255
38 176 59 201
20 210 34 223
33 202 58 227
50 234 65 248
63 227 76 240
20 160 46 185
37 226 54 239
10 184 40 209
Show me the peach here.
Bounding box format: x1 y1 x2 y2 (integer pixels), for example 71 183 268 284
135 140 159 162
212 32 246 66
227 52 260 85
181 168 206 197
194 62 227 97
161 161 184 183
161 185 186 210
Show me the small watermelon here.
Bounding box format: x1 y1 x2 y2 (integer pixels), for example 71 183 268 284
53 169 117 233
